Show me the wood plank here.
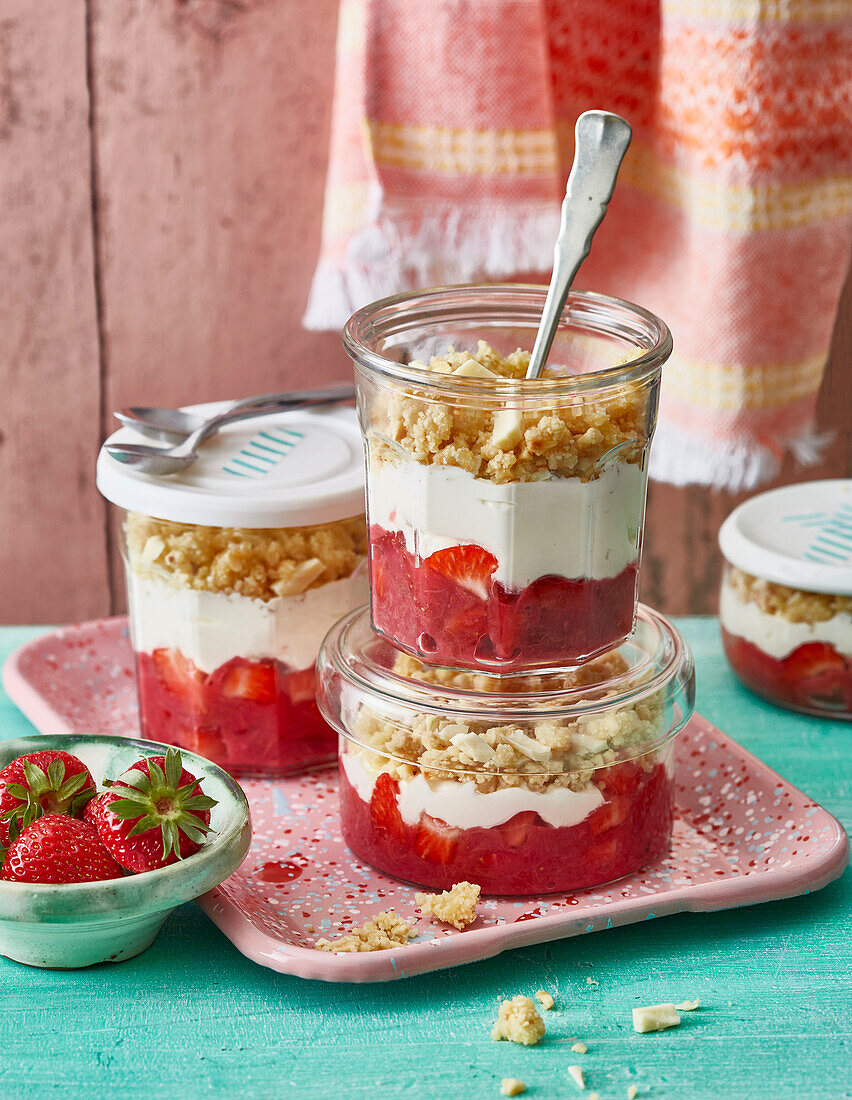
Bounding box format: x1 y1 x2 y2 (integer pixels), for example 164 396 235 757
89 0 345 612
0 1 106 624
641 265 852 615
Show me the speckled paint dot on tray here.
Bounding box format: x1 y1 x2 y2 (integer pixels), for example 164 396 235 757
3 618 849 983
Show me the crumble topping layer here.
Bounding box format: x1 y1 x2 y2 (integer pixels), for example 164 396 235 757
491 995 546 1045
347 650 666 794
125 512 367 602
727 567 852 624
415 881 481 929
370 342 649 485
314 909 414 953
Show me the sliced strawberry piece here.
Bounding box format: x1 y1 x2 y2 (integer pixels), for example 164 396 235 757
221 662 277 705
369 772 406 842
600 761 643 796
413 813 460 863
496 810 538 848
426 545 498 601
151 648 206 709
282 667 316 705
588 795 631 836
782 642 847 684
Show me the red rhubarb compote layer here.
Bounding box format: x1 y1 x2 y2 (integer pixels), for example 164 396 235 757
721 631 852 717
370 527 638 669
137 649 336 776
338 757 674 895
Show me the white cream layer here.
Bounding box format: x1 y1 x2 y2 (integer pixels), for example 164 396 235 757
720 580 852 660
367 457 643 589
341 750 604 831
127 567 368 674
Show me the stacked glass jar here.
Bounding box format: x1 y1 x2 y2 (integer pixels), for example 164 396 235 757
317 285 695 895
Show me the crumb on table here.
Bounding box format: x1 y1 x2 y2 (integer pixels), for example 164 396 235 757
535 989 555 1011
627 1086 639 1099
415 881 481 930
491 995 546 1046
568 1064 586 1090
500 1080 527 1097
632 1003 681 1034
314 910 414 953
570 1041 587 1054
676 998 700 1011
586 977 599 987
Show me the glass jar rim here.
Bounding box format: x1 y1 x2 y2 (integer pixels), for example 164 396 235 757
319 604 694 725
343 283 673 396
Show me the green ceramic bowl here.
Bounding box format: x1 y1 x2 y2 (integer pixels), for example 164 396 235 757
0 734 251 969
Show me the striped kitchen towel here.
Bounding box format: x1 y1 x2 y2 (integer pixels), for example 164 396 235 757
304 0 852 490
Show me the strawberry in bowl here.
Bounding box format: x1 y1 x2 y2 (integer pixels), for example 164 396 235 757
0 749 96 846
0 735 250 969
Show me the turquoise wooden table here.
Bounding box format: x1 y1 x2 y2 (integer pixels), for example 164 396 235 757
0 619 848 1099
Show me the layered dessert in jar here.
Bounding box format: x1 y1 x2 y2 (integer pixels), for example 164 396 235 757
719 480 852 718
317 605 694 895
344 285 671 673
97 405 368 775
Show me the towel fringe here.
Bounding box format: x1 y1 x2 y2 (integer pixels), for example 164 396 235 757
649 421 834 492
303 200 560 330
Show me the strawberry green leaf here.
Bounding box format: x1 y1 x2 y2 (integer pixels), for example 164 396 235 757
107 798 152 820
46 758 66 789
164 749 183 790
22 760 48 794
4 784 30 801
147 758 167 790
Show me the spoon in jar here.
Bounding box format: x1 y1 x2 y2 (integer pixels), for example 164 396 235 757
105 384 356 475
113 384 356 443
525 110 632 380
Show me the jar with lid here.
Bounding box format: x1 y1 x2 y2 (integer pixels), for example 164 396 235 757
719 479 852 718
97 404 368 776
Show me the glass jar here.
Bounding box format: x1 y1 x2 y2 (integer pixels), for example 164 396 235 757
97 404 368 776
317 604 694 895
719 479 852 718
343 285 671 674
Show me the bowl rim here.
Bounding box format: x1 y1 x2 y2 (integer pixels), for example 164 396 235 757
0 734 251 917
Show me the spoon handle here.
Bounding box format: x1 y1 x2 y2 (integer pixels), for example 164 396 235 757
189 385 356 448
526 111 632 380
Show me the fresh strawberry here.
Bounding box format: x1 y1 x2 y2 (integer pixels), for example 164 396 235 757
369 772 406 842
426 545 498 600
152 648 206 709
92 748 217 873
413 814 460 863
782 642 847 684
0 814 124 883
222 661 277 704
588 795 630 836
0 750 96 846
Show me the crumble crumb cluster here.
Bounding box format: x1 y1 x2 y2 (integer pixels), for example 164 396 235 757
500 1080 527 1097
125 512 367 601
370 342 650 485
314 909 414 953
491 995 547 1046
348 649 665 794
570 1041 588 1054
632 1003 681 1033
415 881 481 929
535 990 555 1011
727 566 852 624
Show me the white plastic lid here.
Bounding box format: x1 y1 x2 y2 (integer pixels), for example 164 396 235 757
97 402 366 528
719 479 852 595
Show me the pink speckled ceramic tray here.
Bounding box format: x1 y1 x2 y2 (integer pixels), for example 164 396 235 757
4 618 848 982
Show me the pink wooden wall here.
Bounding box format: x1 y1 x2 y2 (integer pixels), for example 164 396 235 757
1 2 850 624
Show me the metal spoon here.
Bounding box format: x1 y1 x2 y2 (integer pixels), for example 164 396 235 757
105 384 356 475
114 385 356 443
526 110 632 380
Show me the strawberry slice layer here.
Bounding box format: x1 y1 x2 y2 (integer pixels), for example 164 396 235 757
339 759 673 895
722 629 852 717
136 649 337 777
370 526 638 671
